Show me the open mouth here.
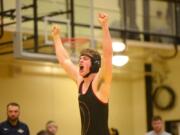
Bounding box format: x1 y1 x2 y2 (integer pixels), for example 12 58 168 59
80 65 84 71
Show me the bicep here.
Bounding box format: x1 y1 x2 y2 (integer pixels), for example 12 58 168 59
100 57 112 82
92 72 111 101
94 70 111 91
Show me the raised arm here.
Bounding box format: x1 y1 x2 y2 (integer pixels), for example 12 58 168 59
98 13 112 83
52 25 78 82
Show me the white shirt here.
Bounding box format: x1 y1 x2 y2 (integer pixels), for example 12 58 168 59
146 131 172 135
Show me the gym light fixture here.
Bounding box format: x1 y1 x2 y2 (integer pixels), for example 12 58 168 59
112 41 126 52
112 55 129 67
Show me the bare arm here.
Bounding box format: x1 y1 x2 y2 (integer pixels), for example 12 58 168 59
97 13 112 84
52 25 79 83
93 13 112 101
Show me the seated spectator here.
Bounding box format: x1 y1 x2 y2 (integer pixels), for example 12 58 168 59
37 121 58 135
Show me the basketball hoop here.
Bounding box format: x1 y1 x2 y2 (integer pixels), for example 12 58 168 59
61 37 90 45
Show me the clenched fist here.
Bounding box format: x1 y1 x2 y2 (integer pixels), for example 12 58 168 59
98 12 109 27
51 25 61 39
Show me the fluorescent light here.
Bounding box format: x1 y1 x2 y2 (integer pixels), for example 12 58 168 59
112 55 129 67
112 41 126 52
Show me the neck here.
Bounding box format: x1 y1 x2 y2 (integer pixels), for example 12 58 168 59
83 73 96 83
155 130 162 134
8 119 18 126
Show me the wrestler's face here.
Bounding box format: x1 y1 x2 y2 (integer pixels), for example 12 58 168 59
7 105 20 122
152 120 163 133
79 55 91 76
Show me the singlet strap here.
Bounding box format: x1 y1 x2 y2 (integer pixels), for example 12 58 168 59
79 80 94 94
79 80 84 94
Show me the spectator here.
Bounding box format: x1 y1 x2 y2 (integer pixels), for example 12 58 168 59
46 121 58 135
146 116 172 135
0 102 30 135
37 121 58 135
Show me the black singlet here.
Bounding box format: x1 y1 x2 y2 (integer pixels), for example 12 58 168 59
78 80 110 135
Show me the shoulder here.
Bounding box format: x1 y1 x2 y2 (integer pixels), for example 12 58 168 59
0 121 9 134
77 76 83 87
18 121 29 129
18 121 30 134
164 131 172 135
0 120 8 127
